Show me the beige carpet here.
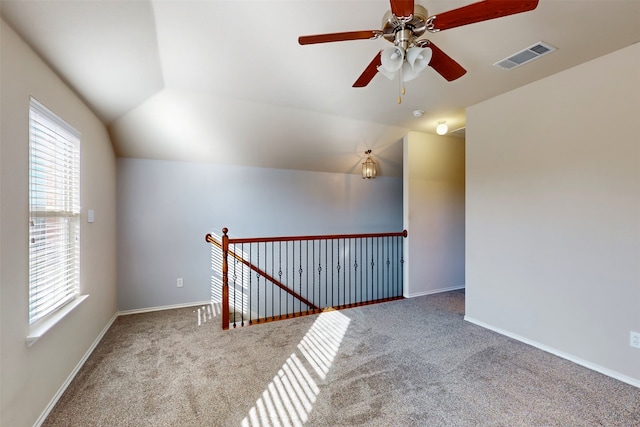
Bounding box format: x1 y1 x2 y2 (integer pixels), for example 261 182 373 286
44 290 640 426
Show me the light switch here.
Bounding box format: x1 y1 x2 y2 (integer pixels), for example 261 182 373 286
88 209 95 223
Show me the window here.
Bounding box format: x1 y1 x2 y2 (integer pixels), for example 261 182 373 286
28 98 81 326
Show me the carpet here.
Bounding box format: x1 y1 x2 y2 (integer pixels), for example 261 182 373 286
43 290 640 426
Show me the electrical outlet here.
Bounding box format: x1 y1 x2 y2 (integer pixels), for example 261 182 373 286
631 331 640 349
177 278 183 288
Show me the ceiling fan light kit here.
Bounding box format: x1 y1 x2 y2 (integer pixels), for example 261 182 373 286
298 0 540 100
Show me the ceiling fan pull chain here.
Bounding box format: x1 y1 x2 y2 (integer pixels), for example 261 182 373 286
398 58 407 104
397 64 402 104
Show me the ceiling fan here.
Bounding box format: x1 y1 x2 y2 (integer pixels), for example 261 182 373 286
298 0 539 100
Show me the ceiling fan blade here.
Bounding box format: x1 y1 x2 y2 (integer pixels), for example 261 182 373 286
353 52 382 87
430 0 539 31
298 30 380 45
418 40 466 81
390 0 414 18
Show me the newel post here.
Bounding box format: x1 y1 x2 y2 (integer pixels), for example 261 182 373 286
221 227 230 330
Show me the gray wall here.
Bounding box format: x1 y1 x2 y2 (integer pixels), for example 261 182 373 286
465 42 640 385
403 132 466 297
1 19 118 426
117 158 403 311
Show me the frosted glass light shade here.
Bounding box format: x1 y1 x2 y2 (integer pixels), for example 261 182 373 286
379 46 404 75
405 47 431 75
436 122 448 135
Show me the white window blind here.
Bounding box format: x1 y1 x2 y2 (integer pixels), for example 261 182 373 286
28 98 81 325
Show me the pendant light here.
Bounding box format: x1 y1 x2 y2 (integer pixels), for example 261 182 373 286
362 150 377 179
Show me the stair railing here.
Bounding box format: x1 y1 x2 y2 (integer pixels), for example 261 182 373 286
206 228 407 329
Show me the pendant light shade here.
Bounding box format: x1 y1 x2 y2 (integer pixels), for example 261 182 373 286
362 150 377 179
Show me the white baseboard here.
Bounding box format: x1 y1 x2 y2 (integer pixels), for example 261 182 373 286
404 285 465 299
118 300 213 316
34 312 118 427
464 316 640 389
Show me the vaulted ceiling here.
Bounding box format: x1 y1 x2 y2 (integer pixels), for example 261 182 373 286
2 1 639 176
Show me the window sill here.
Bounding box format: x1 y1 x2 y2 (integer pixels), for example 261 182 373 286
26 295 89 347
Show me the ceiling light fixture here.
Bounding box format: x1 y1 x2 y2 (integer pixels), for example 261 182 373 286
436 121 448 135
362 150 377 179
378 46 432 104
377 27 432 104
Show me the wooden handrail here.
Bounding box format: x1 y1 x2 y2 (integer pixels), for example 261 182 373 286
206 233 320 312
225 230 407 245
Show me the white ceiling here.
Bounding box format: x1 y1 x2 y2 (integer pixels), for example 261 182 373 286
2 0 639 177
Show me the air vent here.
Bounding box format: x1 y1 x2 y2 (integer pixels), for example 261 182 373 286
494 41 557 70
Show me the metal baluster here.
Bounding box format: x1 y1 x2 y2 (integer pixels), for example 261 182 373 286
305 240 313 314
251 243 256 323
387 237 390 299
313 240 317 309
394 236 398 297
359 237 363 303
232 253 237 328
348 238 352 306
325 240 328 308
400 235 405 296
278 241 282 321
335 239 340 308
372 237 375 301
319 240 323 308
251 243 260 322
382 237 385 298
365 237 368 302
292 240 296 315
271 241 275 321
379 236 383 300
393 237 402 296
286 240 289 318
342 239 347 305
258 242 263 322
241 243 245 326
376 237 382 299
397 235 401 297
298 240 303 315
370 237 375 302
331 239 340 307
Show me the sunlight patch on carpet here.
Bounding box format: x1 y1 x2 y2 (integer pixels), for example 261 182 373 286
195 302 218 326
242 310 351 426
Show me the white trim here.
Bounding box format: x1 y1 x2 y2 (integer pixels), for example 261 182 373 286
404 285 465 299
27 295 89 347
464 316 640 389
33 312 118 427
118 300 212 316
